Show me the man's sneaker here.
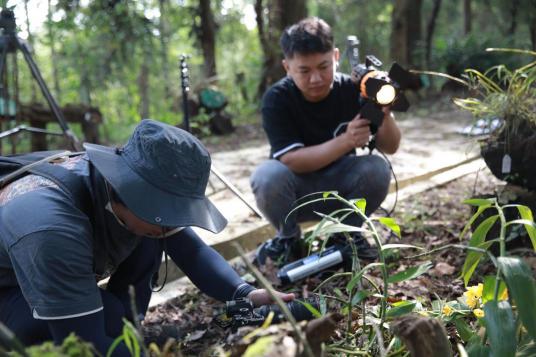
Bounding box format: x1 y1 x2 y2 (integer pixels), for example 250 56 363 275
330 233 379 262
254 236 301 267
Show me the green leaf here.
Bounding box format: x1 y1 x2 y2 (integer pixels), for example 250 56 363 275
505 216 536 251
354 198 366 213
381 244 423 251
516 205 536 250
463 198 494 207
243 336 276 357
346 262 384 292
516 338 536 357
351 290 373 306
481 275 506 304
465 335 490 357
312 222 365 237
483 300 516 357
459 203 493 241
454 318 475 342
461 215 498 286
387 261 433 284
334 288 344 298
386 300 416 318
377 217 401 238
296 300 322 318
322 191 334 199
498 257 536 340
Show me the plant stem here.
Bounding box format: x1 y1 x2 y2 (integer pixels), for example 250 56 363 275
493 200 507 301
325 346 371 355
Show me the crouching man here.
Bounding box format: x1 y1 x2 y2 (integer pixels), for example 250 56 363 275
0 119 293 355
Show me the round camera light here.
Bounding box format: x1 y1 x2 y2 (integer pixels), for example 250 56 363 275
376 84 396 105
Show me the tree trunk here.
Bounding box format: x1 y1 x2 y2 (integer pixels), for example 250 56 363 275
390 0 423 69
255 0 307 98
47 0 62 103
463 0 472 35
425 0 442 70
507 0 519 35
138 55 150 119
531 20 536 51
158 0 171 98
198 0 217 80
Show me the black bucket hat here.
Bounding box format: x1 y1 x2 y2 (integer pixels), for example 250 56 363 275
84 119 227 233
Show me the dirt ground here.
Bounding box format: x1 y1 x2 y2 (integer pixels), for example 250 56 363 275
141 164 535 355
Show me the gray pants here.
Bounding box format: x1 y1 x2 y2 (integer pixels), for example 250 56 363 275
250 155 391 239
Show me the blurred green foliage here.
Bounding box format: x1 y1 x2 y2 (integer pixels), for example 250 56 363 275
2 0 535 148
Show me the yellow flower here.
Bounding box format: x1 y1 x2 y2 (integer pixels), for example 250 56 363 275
442 305 453 316
467 283 484 299
499 289 509 301
474 309 485 318
464 291 479 309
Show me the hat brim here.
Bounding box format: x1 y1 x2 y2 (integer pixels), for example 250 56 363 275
84 143 227 233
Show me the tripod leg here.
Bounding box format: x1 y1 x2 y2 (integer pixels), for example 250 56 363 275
16 37 81 151
210 166 264 219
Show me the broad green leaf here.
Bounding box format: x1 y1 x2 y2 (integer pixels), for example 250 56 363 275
483 300 516 357
354 198 366 213
386 300 416 318
387 261 433 284
381 244 423 251
454 318 475 342
377 217 401 238
461 215 498 286
346 262 384 292
351 290 373 306
498 257 536 340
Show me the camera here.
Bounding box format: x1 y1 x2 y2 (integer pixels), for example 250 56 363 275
215 296 319 330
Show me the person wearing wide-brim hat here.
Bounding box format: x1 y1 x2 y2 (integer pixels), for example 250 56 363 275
0 119 294 355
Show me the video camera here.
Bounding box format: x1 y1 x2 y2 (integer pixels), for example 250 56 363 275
215 297 319 330
346 35 419 134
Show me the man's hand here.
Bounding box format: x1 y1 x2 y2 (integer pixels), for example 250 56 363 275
342 114 371 148
247 289 295 307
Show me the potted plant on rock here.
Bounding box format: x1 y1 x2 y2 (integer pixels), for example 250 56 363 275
453 48 536 191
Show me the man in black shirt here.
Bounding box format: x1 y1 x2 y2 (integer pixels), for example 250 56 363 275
251 17 401 265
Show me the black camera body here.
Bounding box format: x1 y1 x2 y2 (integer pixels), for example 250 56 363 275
215 297 319 330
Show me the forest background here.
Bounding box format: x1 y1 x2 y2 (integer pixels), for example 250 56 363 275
2 0 536 146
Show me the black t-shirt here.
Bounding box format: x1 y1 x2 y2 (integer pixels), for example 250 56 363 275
262 73 363 159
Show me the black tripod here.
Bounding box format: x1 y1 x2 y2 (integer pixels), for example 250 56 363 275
0 8 81 152
179 55 263 219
